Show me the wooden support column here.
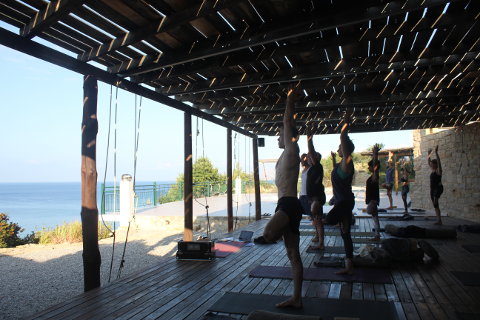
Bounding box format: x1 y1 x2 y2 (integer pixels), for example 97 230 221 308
184 112 193 241
81 75 101 291
253 137 262 221
227 128 233 232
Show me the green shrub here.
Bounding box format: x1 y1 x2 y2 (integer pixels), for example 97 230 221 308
0 213 24 248
37 221 112 244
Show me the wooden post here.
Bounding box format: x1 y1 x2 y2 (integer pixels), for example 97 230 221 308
253 137 262 220
227 128 233 232
81 75 101 291
184 112 193 241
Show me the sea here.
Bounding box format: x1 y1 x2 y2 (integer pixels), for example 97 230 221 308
0 181 174 235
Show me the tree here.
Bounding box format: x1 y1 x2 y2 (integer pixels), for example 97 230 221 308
192 157 223 183
159 157 225 202
233 162 252 181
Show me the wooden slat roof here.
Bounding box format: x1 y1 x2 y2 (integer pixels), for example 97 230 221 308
1 0 479 136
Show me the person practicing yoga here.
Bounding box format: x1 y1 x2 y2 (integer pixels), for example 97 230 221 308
324 114 355 275
253 85 303 308
400 162 410 214
428 145 443 225
305 128 326 250
299 153 312 218
366 144 381 241
382 157 395 209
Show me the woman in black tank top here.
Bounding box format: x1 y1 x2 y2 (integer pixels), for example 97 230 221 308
428 146 443 225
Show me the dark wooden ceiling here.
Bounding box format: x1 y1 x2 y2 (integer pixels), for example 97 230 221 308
1 0 479 135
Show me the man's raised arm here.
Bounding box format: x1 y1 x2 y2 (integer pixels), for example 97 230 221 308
283 86 298 150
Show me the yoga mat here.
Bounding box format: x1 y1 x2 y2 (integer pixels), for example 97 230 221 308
214 241 247 258
300 224 359 230
306 246 346 254
249 265 392 284
300 230 375 236
451 271 480 286
313 256 344 267
300 231 376 238
208 292 399 320
462 245 480 253
200 312 238 320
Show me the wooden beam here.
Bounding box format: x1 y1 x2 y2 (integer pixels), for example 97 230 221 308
227 128 233 233
81 75 101 291
0 27 255 138
78 0 250 62
252 137 261 221
111 0 452 75
21 0 83 39
195 88 480 115
184 112 193 241
162 45 478 96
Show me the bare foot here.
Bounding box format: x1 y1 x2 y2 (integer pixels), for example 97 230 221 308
335 258 353 275
308 244 325 251
275 297 303 308
335 267 353 275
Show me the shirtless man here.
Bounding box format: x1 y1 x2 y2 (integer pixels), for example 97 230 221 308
254 86 303 308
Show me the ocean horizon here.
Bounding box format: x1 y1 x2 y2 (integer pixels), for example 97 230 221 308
0 181 175 235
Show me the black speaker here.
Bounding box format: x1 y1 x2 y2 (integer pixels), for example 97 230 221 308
258 137 265 147
176 240 215 260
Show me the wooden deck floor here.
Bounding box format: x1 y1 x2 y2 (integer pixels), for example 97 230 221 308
28 216 480 320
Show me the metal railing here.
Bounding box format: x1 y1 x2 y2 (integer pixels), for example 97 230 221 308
100 181 256 214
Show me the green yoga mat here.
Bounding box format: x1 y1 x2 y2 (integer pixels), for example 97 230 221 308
300 230 377 238
208 292 399 320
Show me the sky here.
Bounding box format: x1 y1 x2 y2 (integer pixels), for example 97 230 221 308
0 23 413 183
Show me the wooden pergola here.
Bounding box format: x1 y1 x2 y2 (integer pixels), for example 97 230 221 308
1 0 479 292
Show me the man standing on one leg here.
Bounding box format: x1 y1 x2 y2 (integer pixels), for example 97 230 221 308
400 162 410 214
254 85 303 308
306 128 326 250
382 158 395 209
325 114 355 275
366 144 381 241
299 153 312 219
428 145 443 225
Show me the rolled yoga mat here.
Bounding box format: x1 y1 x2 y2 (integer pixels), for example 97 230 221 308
249 265 392 284
208 292 399 320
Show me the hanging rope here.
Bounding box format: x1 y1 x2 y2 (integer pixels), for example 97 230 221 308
100 84 117 283
193 117 211 239
233 133 240 230
244 135 252 222
116 95 143 279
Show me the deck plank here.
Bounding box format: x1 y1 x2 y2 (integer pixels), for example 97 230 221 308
25 216 480 320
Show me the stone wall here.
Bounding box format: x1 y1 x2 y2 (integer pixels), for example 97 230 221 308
410 123 480 222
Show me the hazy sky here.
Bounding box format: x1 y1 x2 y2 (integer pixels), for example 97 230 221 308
0 23 413 183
